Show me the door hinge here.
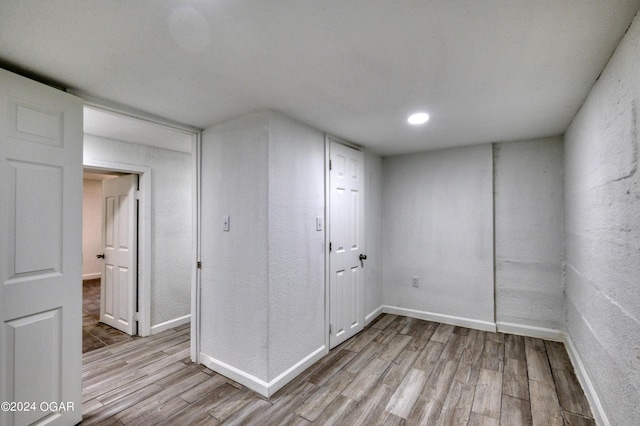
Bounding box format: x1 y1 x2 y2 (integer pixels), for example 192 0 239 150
134 312 140 321
329 242 332 252
329 159 332 170
197 261 202 269
135 190 141 200
329 324 332 334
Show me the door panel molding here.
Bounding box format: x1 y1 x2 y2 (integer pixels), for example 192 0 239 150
326 135 365 349
101 173 138 335
1 68 83 426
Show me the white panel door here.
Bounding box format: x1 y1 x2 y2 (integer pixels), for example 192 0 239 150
0 69 83 425
329 141 365 349
100 174 138 335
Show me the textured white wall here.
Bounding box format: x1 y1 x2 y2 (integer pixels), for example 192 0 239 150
564 11 640 425
364 150 384 321
382 145 494 324
268 113 325 380
494 138 564 330
200 111 327 387
83 135 193 326
200 112 271 381
82 178 103 278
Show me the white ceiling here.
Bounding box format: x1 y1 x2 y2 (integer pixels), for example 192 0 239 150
2 1 639 155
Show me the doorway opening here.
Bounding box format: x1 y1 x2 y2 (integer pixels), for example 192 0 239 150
82 169 141 352
81 103 200 361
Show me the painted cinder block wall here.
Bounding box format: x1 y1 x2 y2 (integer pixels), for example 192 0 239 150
564 10 640 425
494 137 565 331
83 134 193 327
379 137 565 334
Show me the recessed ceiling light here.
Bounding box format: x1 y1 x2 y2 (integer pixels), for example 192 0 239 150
407 112 430 125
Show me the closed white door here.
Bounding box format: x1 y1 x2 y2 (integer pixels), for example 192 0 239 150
0 69 83 425
100 174 138 335
329 141 365 349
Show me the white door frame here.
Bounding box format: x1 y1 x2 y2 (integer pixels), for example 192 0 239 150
191 131 202 363
83 159 152 336
324 134 365 351
80 101 201 357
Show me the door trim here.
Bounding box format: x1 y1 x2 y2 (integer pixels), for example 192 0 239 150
83 159 152 336
191 130 202 363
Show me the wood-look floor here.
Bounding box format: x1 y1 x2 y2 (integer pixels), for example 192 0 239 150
81 315 594 425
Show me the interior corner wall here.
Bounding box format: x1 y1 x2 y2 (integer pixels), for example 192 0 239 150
82 178 103 279
563 11 640 425
364 150 384 322
493 137 564 331
83 135 193 327
382 144 494 327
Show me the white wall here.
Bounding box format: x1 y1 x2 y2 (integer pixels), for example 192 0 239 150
200 112 270 382
564 11 640 425
364 150 384 322
494 138 564 331
268 113 325 381
82 178 102 279
382 145 495 328
200 111 326 394
83 135 193 327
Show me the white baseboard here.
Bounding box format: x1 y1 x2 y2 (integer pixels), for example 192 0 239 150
266 345 326 396
382 305 497 332
200 345 326 397
82 273 101 280
200 353 269 396
365 305 384 325
150 314 191 335
496 321 565 342
563 334 609 426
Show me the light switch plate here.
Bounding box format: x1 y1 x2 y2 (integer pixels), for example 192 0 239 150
316 216 323 231
223 215 230 231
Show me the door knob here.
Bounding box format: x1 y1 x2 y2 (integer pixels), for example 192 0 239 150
96 253 105 259
359 254 367 261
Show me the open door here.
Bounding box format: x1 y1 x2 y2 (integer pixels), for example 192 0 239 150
99 174 138 335
0 69 83 425
329 140 365 349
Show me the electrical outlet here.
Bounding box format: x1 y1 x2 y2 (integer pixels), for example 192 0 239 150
411 276 420 288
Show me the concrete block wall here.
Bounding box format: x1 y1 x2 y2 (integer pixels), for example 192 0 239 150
564 11 640 425
494 137 564 331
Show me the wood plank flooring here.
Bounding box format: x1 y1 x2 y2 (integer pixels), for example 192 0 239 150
81 315 595 425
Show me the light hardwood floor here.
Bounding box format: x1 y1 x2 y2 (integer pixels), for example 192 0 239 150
81 315 594 425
